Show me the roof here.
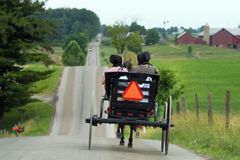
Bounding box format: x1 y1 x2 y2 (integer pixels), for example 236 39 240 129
199 28 240 36
177 32 187 38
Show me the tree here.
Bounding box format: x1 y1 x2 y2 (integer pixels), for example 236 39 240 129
145 29 160 45
63 33 88 54
129 22 146 35
100 24 108 37
185 27 194 34
62 40 85 66
126 32 143 54
108 23 129 54
157 69 184 108
0 0 54 122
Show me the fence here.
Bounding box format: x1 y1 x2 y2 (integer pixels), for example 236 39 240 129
175 90 232 131
0 129 10 137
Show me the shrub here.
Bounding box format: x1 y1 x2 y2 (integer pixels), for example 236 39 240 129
157 69 184 108
188 46 192 56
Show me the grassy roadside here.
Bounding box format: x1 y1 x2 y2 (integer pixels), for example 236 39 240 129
1 102 53 137
0 48 63 138
27 64 63 96
141 112 240 160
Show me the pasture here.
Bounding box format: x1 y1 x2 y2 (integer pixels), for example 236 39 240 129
147 44 240 113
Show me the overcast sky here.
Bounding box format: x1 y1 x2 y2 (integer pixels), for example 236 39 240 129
45 0 240 29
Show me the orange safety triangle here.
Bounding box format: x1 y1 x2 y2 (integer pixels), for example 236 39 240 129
122 81 144 101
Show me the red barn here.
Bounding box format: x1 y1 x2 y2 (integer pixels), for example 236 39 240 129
210 29 240 48
199 27 240 49
176 32 206 45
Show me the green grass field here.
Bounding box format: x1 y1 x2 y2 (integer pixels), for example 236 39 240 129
147 44 240 113
144 44 240 59
152 58 240 112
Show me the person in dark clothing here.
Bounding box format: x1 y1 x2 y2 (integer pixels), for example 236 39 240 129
131 51 158 74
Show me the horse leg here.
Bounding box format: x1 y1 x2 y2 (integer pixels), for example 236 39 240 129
119 125 125 146
116 125 121 139
128 126 134 148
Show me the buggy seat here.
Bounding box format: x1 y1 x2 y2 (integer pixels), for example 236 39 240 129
105 72 159 120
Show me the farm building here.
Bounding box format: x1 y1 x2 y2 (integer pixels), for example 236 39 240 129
176 24 240 49
176 32 206 45
199 25 240 49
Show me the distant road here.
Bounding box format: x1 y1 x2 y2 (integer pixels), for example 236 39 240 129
0 39 207 160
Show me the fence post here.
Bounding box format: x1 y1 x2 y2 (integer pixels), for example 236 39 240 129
225 90 230 130
36 114 39 129
182 96 187 113
3 129 7 135
176 101 180 114
208 94 213 125
195 93 200 120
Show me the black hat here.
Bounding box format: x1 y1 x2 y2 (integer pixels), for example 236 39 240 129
110 54 122 66
137 52 145 65
143 51 151 62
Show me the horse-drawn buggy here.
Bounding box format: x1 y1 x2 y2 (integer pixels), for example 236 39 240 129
85 72 173 155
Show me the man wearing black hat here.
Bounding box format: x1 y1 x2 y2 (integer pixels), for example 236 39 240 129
131 51 158 74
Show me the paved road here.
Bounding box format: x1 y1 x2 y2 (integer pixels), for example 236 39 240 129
0 39 208 160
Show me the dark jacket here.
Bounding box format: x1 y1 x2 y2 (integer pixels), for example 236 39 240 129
131 64 158 74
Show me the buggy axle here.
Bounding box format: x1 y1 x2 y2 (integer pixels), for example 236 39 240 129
85 116 174 128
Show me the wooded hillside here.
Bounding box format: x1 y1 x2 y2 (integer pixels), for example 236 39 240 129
37 8 101 45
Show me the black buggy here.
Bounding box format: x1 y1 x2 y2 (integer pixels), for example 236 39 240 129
85 72 173 155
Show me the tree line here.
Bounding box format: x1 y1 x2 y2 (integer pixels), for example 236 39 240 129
37 8 100 46
36 8 101 66
101 22 205 50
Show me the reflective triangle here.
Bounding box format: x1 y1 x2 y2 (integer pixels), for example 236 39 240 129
122 81 144 101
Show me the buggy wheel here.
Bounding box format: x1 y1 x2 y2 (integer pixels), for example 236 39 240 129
160 101 168 152
88 115 93 150
165 96 172 155
88 92 94 150
161 129 165 152
165 127 169 155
